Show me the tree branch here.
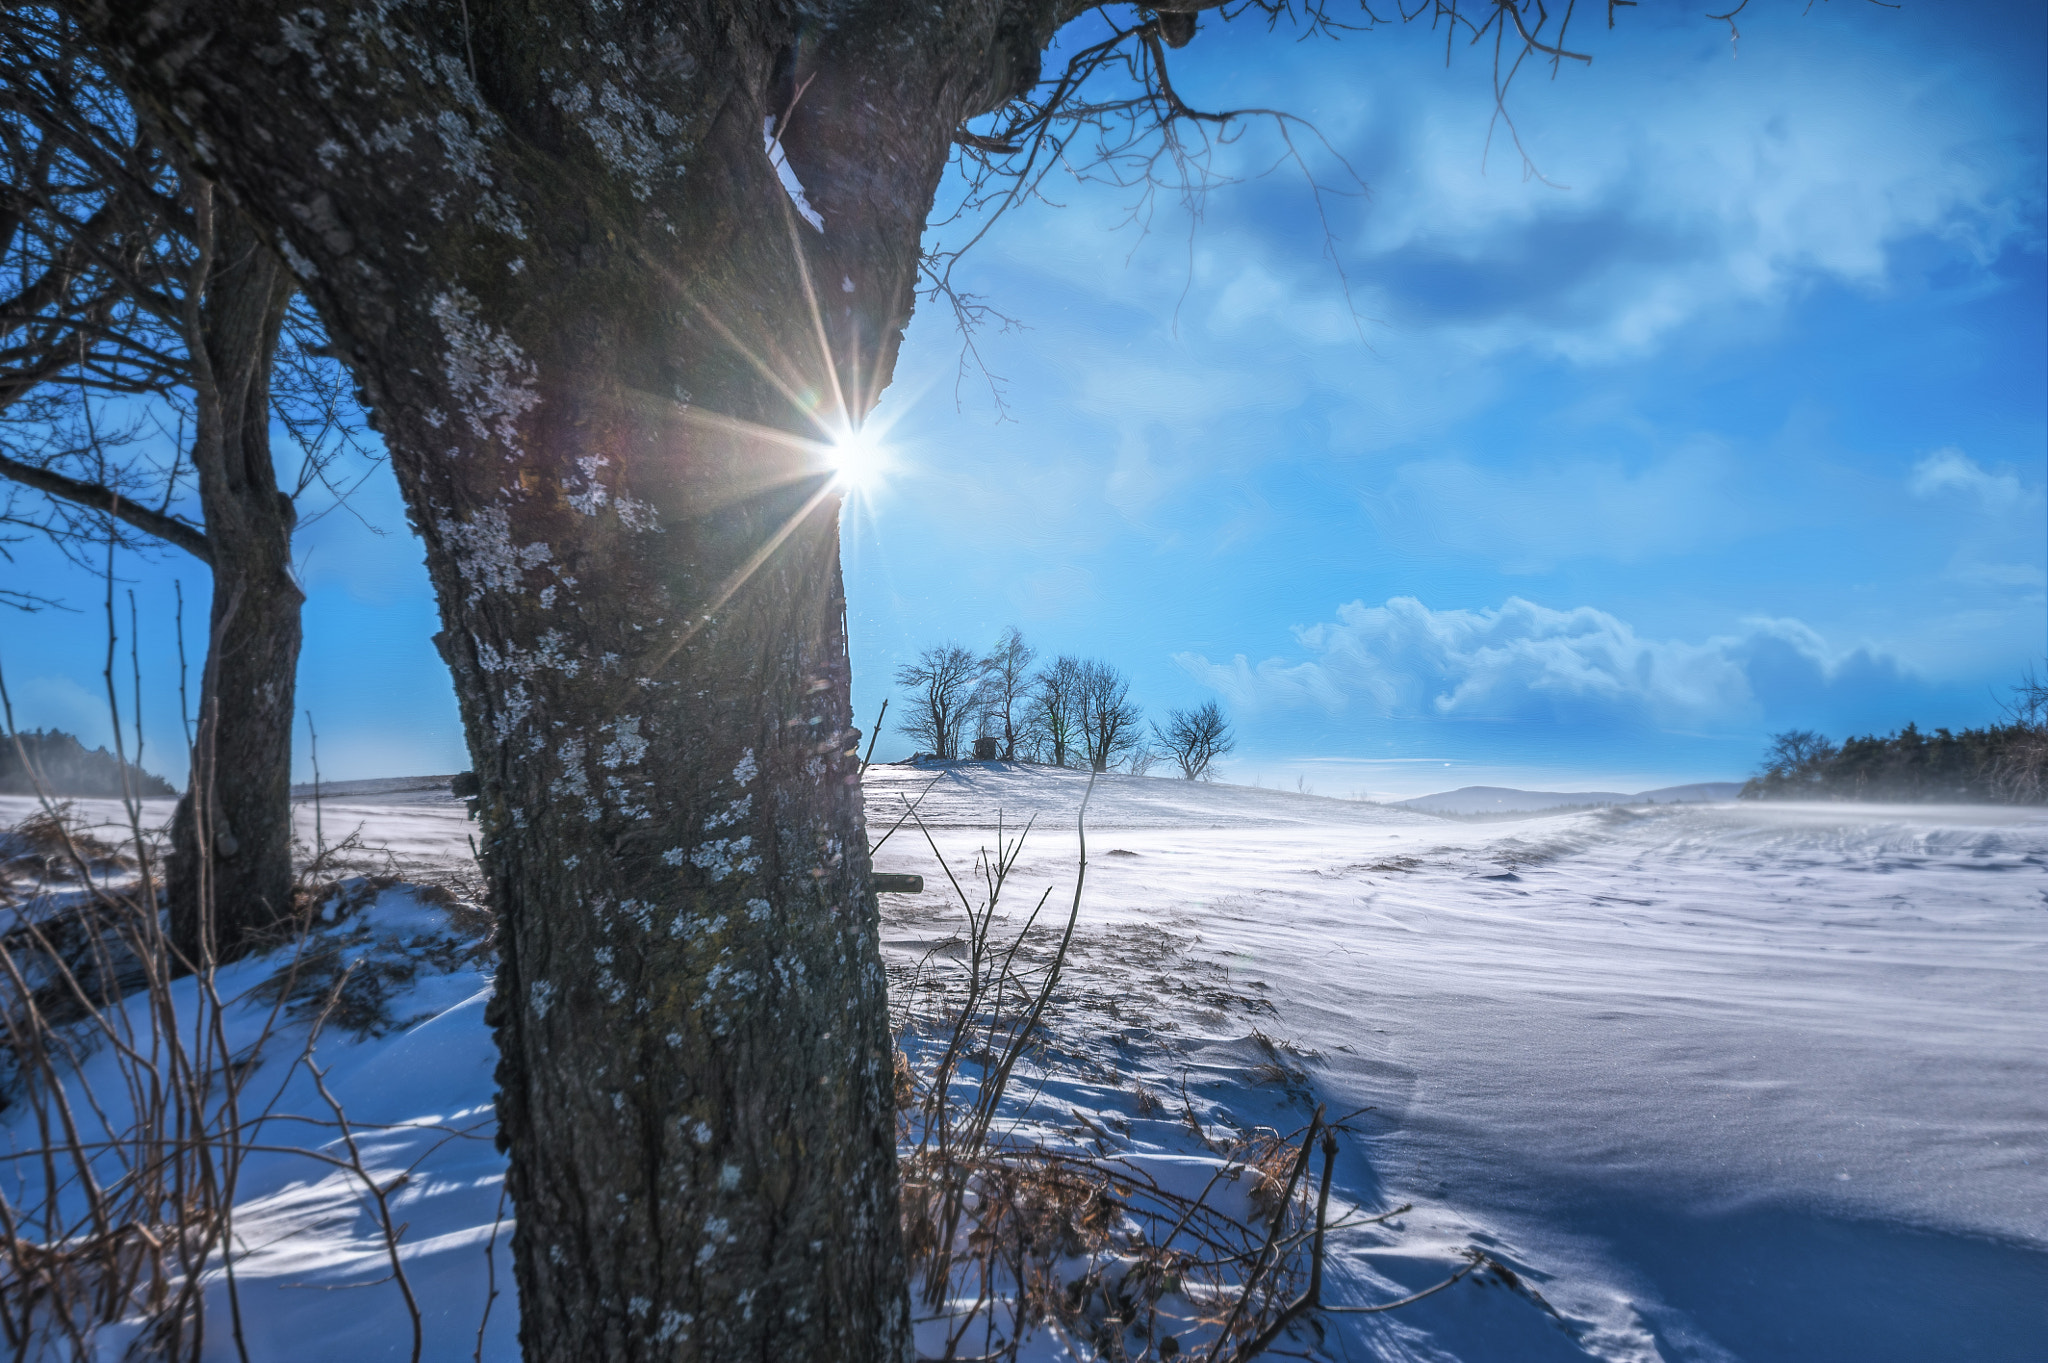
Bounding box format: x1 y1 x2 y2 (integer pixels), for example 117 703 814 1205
0 449 211 563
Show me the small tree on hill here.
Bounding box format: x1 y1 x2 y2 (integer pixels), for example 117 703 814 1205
1765 729 1835 774
1077 660 1143 773
1744 728 1838 798
895 643 985 760
976 627 1036 761
1026 654 1085 768
1155 700 1235 781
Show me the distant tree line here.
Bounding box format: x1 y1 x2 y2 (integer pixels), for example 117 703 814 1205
0 728 174 798
891 629 1235 780
1742 675 2048 804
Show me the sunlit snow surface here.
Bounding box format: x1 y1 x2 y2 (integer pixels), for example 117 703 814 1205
5 774 2042 1361
866 766 2048 1362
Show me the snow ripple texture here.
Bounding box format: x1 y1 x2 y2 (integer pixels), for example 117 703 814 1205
865 765 2048 1362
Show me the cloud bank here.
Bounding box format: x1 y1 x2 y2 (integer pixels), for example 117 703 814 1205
1175 596 1910 732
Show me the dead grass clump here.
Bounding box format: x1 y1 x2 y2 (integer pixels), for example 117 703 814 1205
1236 1129 1310 1225
1245 1026 1322 1091
1244 1059 1294 1088
894 1047 919 1110
414 879 497 951
1 804 134 890
255 875 492 1037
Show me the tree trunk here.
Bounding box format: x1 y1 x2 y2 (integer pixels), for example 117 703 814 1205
164 199 301 964
65 0 1069 1354
0 25 303 963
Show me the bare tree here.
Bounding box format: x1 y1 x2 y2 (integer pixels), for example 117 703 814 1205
0 14 376 962
976 626 1035 761
1077 659 1144 773
1992 665 2048 803
1154 699 1235 781
1027 654 1087 768
896 643 986 760
51 0 1844 1353
1764 729 1836 777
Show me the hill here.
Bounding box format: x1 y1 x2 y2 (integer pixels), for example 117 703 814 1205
0 728 175 798
1395 781 1740 815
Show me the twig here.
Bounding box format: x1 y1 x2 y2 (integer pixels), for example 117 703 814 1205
305 1058 424 1363
306 710 324 862
1206 1106 1321 1358
859 696 889 777
474 1182 508 1363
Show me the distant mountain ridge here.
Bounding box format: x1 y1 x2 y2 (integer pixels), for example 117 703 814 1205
1396 782 1742 815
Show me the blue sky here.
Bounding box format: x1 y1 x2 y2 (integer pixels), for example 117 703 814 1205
5 1 2044 797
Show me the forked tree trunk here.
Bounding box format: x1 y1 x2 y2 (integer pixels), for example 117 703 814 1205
165 200 301 964
67 0 1069 1354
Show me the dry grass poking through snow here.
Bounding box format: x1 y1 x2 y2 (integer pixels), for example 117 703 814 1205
884 780 1512 1362
0 799 498 1360
0 803 135 902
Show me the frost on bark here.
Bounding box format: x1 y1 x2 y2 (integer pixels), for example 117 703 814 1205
59 0 1071 1355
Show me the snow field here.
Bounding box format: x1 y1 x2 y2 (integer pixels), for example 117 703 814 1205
5 769 2044 1361
866 765 2048 1362
1 798 509 1361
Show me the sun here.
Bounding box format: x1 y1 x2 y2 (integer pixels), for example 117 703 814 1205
828 424 887 490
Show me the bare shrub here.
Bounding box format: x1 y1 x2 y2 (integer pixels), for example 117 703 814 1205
0 782 273 1355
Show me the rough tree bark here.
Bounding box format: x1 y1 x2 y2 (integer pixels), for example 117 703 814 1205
63 0 1073 1355
162 199 301 964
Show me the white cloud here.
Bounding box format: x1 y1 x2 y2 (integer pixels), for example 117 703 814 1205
997 19 2042 371
1908 447 2034 507
1319 30 2043 364
1899 448 2047 612
1175 596 1905 730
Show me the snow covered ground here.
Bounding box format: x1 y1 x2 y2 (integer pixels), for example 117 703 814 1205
4 769 2043 1360
868 765 2048 1362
